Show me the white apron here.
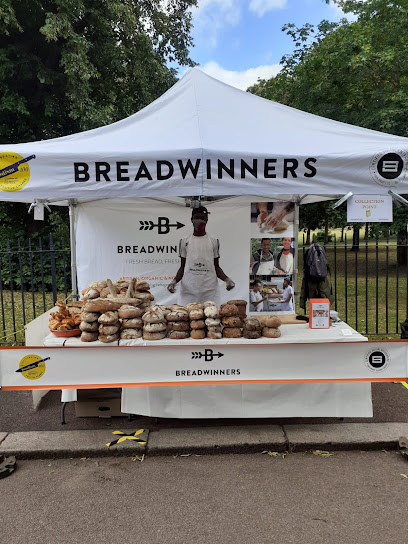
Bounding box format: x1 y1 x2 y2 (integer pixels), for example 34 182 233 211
179 234 219 305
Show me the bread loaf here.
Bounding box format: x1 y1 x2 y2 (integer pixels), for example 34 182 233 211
243 330 262 339
118 306 144 319
83 300 122 313
80 321 99 332
191 329 206 339
80 311 100 323
204 306 219 318
143 322 167 333
207 331 222 339
167 321 190 332
186 303 203 311
227 299 247 317
167 330 189 340
82 288 100 300
243 317 262 332
134 291 154 301
203 301 217 308
120 328 142 340
99 323 121 335
166 310 189 322
170 305 187 311
189 308 204 320
81 331 98 342
207 325 222 334
135 281 150 291
98 311 119 325
89 281 107 290
143 310 165 323
222 327 242 338
99 332 120 343
256 315 282 328
262 327 281 338
219 303 239 317
221 316 242 328
143 331 166 341
205 317 221 327
121 317 143 329
190 319 205 330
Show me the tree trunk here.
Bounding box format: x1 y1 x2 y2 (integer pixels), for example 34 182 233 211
351 226 360 251
340 226 344 242
365 223 369 240
324 212 329 244
397 228 407 266
306 228 311 245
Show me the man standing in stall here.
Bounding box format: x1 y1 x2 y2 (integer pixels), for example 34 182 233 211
167 206 235 304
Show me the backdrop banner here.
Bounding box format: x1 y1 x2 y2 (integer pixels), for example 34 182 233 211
1 341 406 390
75 199 249 307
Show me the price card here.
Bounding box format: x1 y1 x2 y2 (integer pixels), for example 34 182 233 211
309 299 330 329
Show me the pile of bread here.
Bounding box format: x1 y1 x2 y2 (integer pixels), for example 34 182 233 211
49 300 82 331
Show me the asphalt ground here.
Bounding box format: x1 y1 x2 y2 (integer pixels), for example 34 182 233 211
2 452 408 544
1 382 407 433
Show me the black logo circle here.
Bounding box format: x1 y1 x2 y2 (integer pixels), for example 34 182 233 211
368 351 386 369
377 153 403 180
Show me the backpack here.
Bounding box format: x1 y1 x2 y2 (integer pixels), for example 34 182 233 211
305 243 328 282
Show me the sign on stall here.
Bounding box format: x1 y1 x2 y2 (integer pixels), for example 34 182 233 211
347 194 393 223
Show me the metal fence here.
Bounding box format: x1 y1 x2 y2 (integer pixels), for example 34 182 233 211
0 233 407 344
0 235 71 345
300 232 408 337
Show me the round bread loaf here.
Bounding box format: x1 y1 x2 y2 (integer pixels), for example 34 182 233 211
121 317 143 329
262 327 281 338
89 280 107 290
221 316 242 328
135 281 150 291
205 317 221 327
227 299 247 308
80 311 100 323
82 288 100 300
81 331 98 342
186 303 203 311
99 332 120 343
99 323 121 335
191 329 206 339
189 308 204 320
190 319 205 330
219 303 239 317
243 317 262 332
83 300 122 312
243 330 262 339
118 306 144 319
204 306 219 318
142 310 165 323
143 322 167 333
167 330 189 340
120 328 142 340
80 321 99 332
207 325 221 334
134 291 154 301
203 301 217 308
143 331 166 341
207 331 222 339
166 310 189 322
98 311 119 324
167 321 190 332
170 304 186 311
222 327 242 338
257 315 282 328
150 305 171 317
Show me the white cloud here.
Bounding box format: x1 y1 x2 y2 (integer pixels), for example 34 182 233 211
249 0 287 17
198 61 281 90
191 0 242 48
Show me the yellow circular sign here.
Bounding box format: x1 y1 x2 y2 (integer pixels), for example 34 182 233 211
18 354 46 380
0 152 33 192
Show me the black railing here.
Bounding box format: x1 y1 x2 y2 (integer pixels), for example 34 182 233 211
300 231 408 337
0 235 71 345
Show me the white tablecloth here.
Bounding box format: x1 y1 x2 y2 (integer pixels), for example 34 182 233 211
45 322 372 418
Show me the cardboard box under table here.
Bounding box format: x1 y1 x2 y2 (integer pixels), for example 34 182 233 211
42 322 373 419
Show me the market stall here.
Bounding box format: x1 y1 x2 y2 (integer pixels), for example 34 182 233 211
1 68 408 418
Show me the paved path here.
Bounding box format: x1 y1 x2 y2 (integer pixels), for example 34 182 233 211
2 451 408 544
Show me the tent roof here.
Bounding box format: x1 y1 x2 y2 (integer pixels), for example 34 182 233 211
1 68 408 203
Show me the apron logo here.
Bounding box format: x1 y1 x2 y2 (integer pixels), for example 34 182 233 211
139 217 185 234
192 349 224 362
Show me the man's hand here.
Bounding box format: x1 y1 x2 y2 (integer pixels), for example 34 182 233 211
264 209 287 228
257 210 268 228
167 279 177 293
225 278 235 291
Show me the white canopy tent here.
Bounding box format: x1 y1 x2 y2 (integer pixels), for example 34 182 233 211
1 67 408 205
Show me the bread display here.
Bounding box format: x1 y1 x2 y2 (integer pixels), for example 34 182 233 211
49 300 81 331
143 308 167 340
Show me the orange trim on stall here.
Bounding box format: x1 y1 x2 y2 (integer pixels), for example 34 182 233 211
2 376 408 391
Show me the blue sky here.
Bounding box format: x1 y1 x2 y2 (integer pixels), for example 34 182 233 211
181 0 348 89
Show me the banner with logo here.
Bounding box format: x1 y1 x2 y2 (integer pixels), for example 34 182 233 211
75 199 249 306
1 341 406 390
347 194 393 222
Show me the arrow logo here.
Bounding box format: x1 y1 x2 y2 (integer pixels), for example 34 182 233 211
192 349 224 362
139 217 185 234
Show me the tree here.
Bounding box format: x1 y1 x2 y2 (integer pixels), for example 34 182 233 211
0 0 196 243
248 0 408 257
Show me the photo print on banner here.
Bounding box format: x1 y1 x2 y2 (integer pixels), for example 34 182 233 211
249 201 295 314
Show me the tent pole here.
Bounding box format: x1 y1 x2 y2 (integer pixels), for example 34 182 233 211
68 200 78 301
293 201 300 313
